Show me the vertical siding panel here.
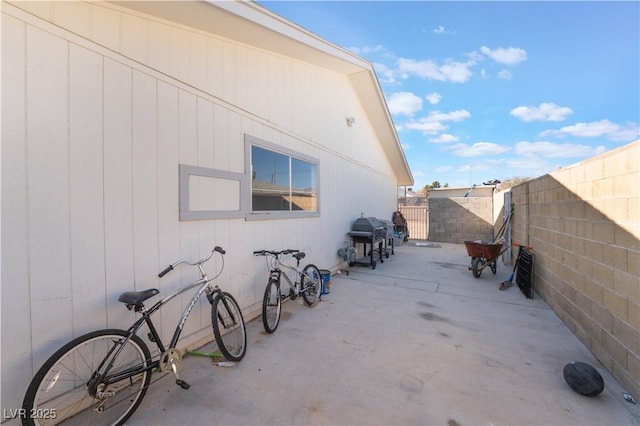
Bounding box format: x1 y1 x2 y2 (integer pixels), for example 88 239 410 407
197 98 215 168
53 1 92 39
121 13 149 64
26 26 72 367
91 4 121 52
69 44 107 335
229 110 244 173
222 42 235 102
178 90 202 336
157 81 181 344
148 20 171 75
207 37 223 97
103 58 135 329
196 97 217 327
9 1 53 21
190 33 208 89
1 14 31 411
243 49 257 114
213 105 229 171
236 47 248 110
132 71 159 295
171 27 189 84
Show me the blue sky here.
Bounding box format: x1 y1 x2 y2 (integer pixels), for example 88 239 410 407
258 1 639 190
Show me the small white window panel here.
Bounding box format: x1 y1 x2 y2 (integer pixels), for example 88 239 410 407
179 164 246 220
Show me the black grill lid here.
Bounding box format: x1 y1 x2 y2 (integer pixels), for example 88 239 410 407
352 217 384 232
351 217 386 240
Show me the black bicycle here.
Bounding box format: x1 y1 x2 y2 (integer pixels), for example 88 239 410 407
21 246 246 426
253 249 322 333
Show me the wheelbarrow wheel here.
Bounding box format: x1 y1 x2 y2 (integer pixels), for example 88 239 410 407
471 257 484 278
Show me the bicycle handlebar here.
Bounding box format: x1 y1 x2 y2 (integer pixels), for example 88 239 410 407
253 249 299 257
159 246 225 277
158 265 174 278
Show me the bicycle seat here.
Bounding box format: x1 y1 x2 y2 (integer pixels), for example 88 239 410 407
293 252 306 260
118 288 160 306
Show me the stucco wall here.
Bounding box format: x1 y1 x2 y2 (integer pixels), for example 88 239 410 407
510 141 639 398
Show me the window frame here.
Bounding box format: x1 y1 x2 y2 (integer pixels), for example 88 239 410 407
179 164 247 221
245 134 320 220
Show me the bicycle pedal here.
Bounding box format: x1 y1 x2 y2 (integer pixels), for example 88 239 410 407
176 379 190 390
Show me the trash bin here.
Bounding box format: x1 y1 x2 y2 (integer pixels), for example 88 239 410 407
319 269 331 295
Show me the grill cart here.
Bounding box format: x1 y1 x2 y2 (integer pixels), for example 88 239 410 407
464 240 506 278
348 217 386 269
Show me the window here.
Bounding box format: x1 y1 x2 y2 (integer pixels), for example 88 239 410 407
179 165 245 220
247 135 318 218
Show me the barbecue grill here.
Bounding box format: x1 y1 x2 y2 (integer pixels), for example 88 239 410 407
347 217 387 269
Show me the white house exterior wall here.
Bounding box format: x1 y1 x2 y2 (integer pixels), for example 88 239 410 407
1 1 402 412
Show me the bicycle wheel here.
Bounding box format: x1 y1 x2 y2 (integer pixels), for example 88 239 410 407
211 292 247 362
301 264 322 305
22 329 151 426
262 278 281 333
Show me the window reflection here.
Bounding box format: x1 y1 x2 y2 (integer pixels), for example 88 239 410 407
251 146 317 212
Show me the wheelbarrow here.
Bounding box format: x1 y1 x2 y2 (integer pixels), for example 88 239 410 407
464 240 506 278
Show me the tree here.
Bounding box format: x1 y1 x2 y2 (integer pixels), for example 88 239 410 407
423 181 441 192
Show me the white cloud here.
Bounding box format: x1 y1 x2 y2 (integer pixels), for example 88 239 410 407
350 44 393 57
540 119 640 141
480 46 528 65
425 92 442 105
397 58 475 83
514 141 606 158
447 142 511 157
497 70 512 79
432 25 456 36
387 92 423 116
405 110 471 134
373 62 399 85
405 120 447 134
511 103 574 122
429 134 459 143
429 110 471 122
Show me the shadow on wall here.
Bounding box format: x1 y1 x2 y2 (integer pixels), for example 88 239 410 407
509 172 639 399
429 197 494 243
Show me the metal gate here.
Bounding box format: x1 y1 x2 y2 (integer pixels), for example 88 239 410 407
398 206 429 240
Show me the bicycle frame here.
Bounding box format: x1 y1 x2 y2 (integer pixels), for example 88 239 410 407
100 251 229 388
262 251 315 295
271 260 303 293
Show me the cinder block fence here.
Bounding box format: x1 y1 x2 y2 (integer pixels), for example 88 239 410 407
510 140 639 399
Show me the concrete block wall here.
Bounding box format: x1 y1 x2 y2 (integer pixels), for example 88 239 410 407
510 140 639 399
428 197 494 243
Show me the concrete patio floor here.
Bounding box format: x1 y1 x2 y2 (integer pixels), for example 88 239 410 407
130 242 638 425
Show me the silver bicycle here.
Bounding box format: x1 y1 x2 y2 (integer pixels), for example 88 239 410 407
253 249 322 333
